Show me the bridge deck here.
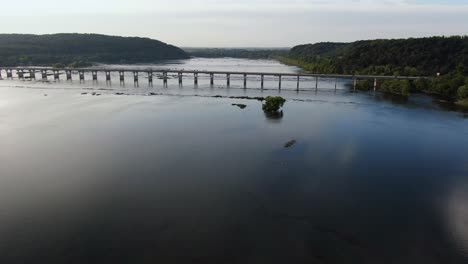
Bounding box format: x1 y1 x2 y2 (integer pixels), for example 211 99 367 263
0 67 429 80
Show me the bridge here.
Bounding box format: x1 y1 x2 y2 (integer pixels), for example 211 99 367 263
0 67 430 91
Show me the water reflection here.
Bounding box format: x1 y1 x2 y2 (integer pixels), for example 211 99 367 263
0 58 467 263
264 110 284 122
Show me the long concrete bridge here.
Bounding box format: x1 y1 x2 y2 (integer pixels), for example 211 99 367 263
0 67 430 91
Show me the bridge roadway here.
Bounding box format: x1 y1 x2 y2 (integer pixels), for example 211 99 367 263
0 67 430 91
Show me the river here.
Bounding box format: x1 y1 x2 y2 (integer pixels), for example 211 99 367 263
0 58 467 263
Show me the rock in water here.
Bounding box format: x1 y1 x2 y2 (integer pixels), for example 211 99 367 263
284 140 297 148
232 104 247 109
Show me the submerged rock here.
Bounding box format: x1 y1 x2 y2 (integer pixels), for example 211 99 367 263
284 140 297 148
232 103 247 109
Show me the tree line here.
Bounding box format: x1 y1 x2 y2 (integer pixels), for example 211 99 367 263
0 33 188 67
278 36 468 103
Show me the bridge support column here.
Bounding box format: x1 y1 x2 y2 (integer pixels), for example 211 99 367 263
279 75 282 90
194 73 198 85
243 74 247 88
66 70 72 80
30 70 36 80
7 69 13 78
79 71 85 81
315 76 318 91
227 74 230 86
178 72 182 85
54 71 60 80
41 70 48 80
148 72 153 84
133 71 138 83
374 78 377 91
296 76 300 91
353 78 357 91
335 78 337 92
92 71 98 81
18 70 24 79
106 71 111 81
119 71 125 82
210 73 214 85
261 75 264 89
0 69 2 78
163 72 168 86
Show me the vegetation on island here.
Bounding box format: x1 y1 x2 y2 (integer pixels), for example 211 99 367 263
0 33 188 67
263 96 286 112
277 36 468 104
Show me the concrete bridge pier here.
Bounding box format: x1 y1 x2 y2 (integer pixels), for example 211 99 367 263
106 71 111 81
374 78 377 91
243 74 247 88
296 76 300 91
0 69 2 78
79 71 85 81
163 72 168 86
227 74 230 86
18 70 24 79
177 72 182 85
148 72 153 84
7 69 13 78
335 78 338 92
210 73 214 85
279 75 282 90
41 70 48 80
54 70 60 80
66 70 72 80
315 77 318 91
92 71 98 81
119 71 125 82
30 70 36 80
133 71 139 83
194 73 198 85
261 75 264 89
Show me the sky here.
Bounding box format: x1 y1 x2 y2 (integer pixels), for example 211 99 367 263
0 0 467 47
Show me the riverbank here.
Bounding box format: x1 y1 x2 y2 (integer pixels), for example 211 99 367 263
456 98 468 108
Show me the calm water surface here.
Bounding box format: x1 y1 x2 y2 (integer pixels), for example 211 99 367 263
0 58 468 264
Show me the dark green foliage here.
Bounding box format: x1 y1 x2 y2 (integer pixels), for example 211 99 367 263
285 36 468 99
185 48 288 59
67 60 92 68
355 80 373 91
414 78 431 93
262 96 286 112
380 80 411 97
458 86 468 100
288 36 468 76
0 33 188 66
52 63 66 69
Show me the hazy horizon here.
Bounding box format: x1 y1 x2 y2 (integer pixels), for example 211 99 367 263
1 0 468 47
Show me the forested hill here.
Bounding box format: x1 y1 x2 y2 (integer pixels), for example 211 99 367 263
0 33 189 67
280 36 468 102
286 36 468 76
